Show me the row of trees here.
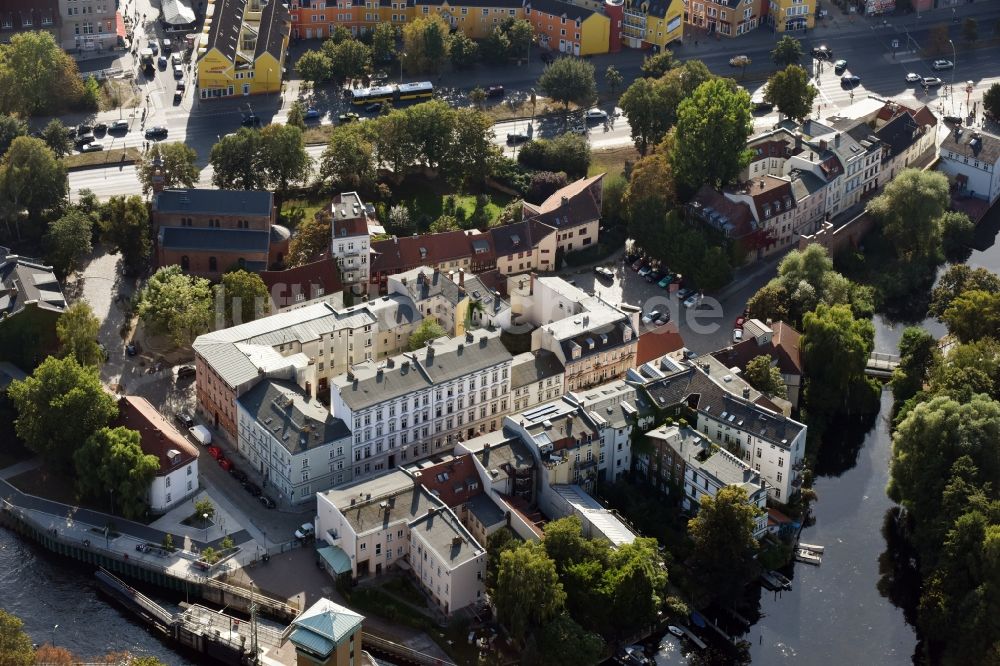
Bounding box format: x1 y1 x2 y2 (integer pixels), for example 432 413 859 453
209 124 311 192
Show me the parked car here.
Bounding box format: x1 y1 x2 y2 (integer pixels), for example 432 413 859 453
641 310 661 325
259 495 277 509
125 341 138 356
80 142 104 152
148 41 159 55
93 122 107 134
676 287 694 300
943 115 963 125
218 457 233 471
75 133 95 147
931 59 954 71
173 65 184 79
162 38 172 53
657 275 674 289
294 523 314 540
733 328 744 343
76 124 92 135
171 53 183 66
683 294 700 308
245 482 263 497
506 132 529 144
207 446 222 460
905 72 921 83
729 55 750 67
176 411 195 429
157 55 168 69
145 126 168 140
109 120 129 133
231 469 249 483
631 259 646 272
338 113 359 124
585 108 608 121
486 85 505 98
176 365 196 380
655 312 670 326
594 266 614 280
638 265 653 278
241 114 262 128
365 102 382 113
174 83 185 103
841 75 862 88
304 107 321 119
645 270 662 284
834 59 848 74
921 76 943 88
811 46 833 60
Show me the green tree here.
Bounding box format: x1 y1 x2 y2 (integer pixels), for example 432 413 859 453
259 124 311 192
323 38 373 82
443 107 498 187
764 64 817 121
0 136 67 237
449 31 478 68
430 215 460 233
620 61 715 153
605 65 624 98
295 49 332 83
771 35 803 67
688 485 760 603
606 538 668 632
538 57 597 111
370 110 419 180
99 195 151 272
137 142 200 195
518 132 590 178
80 76 100 111
194 497 216 521
485 527 520 592
670 79 752 192
41 119 72 158
469 86 487 108
209 128 265 190
942 290 1000 344
319 123 376 190
743 355 787 399
406 100 456 170
388 204 413 234
940 210 974 261
495 542 566 645
137 265 214 347
536 614 604 666
983 82 1000 121
640 51 675 78
329 25 353 45
963 17 978 44
929 265 1000 319
624 134 675 225
372 22 397 63
7 355 117 469
286 100 306 130
408 318 446 350
402 15 451 74
0 609 34 666
218 269 270 327
746 280 790 323
801 303 877 419
45 208 93 276
867 169 950 262
889 327 939 407
481 28 512 65
0 113 27 156
0 31 85 115
74 427 159 519
56 302 102 367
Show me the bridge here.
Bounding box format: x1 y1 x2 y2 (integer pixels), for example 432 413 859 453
865 352 900 379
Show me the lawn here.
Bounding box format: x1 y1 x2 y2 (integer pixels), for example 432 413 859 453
7 466 157 524
588 145 639 181
302 124 336 146
382 576 428 607
392 177 512 231
64 146 142 170
279 196 328 230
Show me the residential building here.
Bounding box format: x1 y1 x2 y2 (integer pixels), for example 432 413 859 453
387 267 470 337
711 319 803 409
938 127 1000 210
111 395 200 514
765 0 813 33
368 293 423 359
329 329 514 482
414 0 524 39
640 354 807 502
369 230 495 293
875 106 937 189
151 185 288 277
315 470 487 614
688 186 766 259
236 379 352 502
684 0 766 37
524 0 610 55
546 483 638 545
522 173 604 255
724 175 799 253
409 454 507 547
569 378 653 482
196 0 291 99
510 350 565 413
57 0 118 53
641 423 768 537
457 431 538 508
619 0 684 52
491 220 558 276
465 272 512 330
1 1 59 45
329 192 373 296
635 327 686 366
287 598 364 666
831 116 885 201
260 255 344 312
0 251 67 368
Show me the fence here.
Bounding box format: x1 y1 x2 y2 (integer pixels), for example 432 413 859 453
362 632 457 666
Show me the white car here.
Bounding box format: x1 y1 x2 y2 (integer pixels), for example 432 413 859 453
294 522 314 539
585 108 608 121
683 294 700 309
733 328 744 343
642 310 661 325
905 72 921 83
171 53 183 66
931 59 953 71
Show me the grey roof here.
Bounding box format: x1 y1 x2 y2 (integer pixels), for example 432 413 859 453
464 432 535 484
465 274 509 317
237 379 350 454
574 380 639 429
159 227 271 252
561 321 633 364
367 293 422 331
0 361 26 392
323 470 440 534
789 169 828 196
395 267 465 306
154 188 273 217
289 599 364 658
875 112 920 162
410 505 484 568
700 450 764 493
511 351 565 389
333 330 511 412
525 0 594 22
0 255 66 315
201 0 246 63
255 0 289 61
465 493 506 528
643 364 805 448
645 423 764 496
940 127 1000 165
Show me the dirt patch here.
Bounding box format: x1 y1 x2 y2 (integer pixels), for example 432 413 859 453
482 96 580 122
588 144 639 181
100 79 141 112
64 146 142 170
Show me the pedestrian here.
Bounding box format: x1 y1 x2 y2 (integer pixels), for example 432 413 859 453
695 39 698 47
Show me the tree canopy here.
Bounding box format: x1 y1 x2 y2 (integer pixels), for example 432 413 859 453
136 265 214 347
494 541 567 645
764 64 817 121
537 57 597 110
771 35 803 67
74 426 159 519
402 16 452 73
319 123 376 190
517 133 590 178
743 355 787 399
0 136 67 235
619 60 713 155
287 211 333 268
218 269 270 327
942 290 1000 344
408 318 446 351
928 265 1000 319
688 485 760 603
137 142 200 195
99 195 151 272
984 82 1000 121
0 609 34 666
45 208 93 276
7 355 117 470
0 31 86 116
56 302 103 368
867 169 950 263
801 303 879 421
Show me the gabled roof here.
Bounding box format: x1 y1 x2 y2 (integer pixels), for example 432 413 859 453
255 0 290 61
200 0 247 64
710 320 802 378
690 186 757 238
289 599 364 658
370 230 481 277
489 220 554 258
728 175 796 221
0 254 66 315
159 227 271 253
112 396 199 476
330 192 370 238
237 379 351 453
415 0 521 6
511 350 565 389
635 326 685 366
154 189 274 217
260 255 343 310
940 127 1000 166
524 0 595 22
875 112 921 162
393 267 465 306
522 174 603 229
412 454 483 508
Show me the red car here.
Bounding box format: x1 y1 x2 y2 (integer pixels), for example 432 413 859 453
218 457 233 471
207 446 222 460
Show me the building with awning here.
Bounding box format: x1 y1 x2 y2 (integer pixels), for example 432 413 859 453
161 0 198 29
316 545 353 577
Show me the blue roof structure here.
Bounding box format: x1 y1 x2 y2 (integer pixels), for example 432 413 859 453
289 598 364 659
154 189 274 216
159 227 271 252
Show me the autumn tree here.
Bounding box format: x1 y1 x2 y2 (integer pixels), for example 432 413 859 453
137 142 200 195
56 301 103 367
287 212 332 267
0 609 34 666
402 15 451 73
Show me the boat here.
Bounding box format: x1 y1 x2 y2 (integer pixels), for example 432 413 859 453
759 570 783 590
795 548 822 565
616 644 653 666
770 570 793 590
798 542 825 553
668 625 685 637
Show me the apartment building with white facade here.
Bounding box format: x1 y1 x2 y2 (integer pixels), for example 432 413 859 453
568 379 653 484
329 192 372 296
510 350 565 413
315 470 487 614
329 329 514 483
938 126 1000 208
387 267 470 337
235 379 352 502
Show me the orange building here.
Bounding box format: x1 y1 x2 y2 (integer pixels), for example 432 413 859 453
524 0 609 55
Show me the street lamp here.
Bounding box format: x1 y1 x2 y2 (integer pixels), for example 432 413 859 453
948 39 956 114
202 512 209 544
966 80 974 118
399 52 406 83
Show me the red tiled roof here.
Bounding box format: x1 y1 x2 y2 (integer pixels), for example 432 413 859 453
260 255 343 309
370 230 479 277
710 320 803 377
636 326 685 366
112 396 199 476
522 174 603 229
733 175 796 221
413 454 483 508
692 185 757 239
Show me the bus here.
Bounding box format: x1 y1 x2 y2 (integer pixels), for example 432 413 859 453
350 81 435 106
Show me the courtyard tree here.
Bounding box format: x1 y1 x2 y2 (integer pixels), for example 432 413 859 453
295 49 332 84
136 265 214 347
494 541 566 645
406 100 456 171
100 195 151 272
670 79 752 192
408 318 446 351
764 64 817 121
743 355 787 399
443 108 498 187
323 38 372 82
218 269 270 327
7 355 117 470
0 609 34 666
640 51 675 78
771 35 803 67
210 129 264 190
74 426 159 519
137 142 200 195
259 124 311 192
688 485 760 603
0 113 26 156
287 212 332 267
56 302 103 368
45 208 93 277
801 303 878 420
537 57 597 111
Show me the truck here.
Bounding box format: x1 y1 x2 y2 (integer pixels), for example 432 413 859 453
139 48 155 75
189 425 212 446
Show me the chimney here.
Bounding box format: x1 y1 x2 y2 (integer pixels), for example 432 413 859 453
458 269 465 287
835 133 841 148
452 536 463 547
794 132 802 152
466 331 474 343
347 370 355 381
417 272 425 285
742 387 751 399
376 367 384 380
819 139 828 151
561 196 569 208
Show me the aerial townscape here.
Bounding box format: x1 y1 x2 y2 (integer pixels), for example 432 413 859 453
1 0 1000 664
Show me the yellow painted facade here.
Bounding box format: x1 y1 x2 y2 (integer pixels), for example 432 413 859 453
768 0 813 32
197 0 290 99
578 13 610 55
620 0 683 51
418 2 526 40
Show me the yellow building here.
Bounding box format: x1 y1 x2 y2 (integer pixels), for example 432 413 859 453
197 0 290 99
524 0 610 56
767 0 813 32
619 0 683 51
415 0 525 40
